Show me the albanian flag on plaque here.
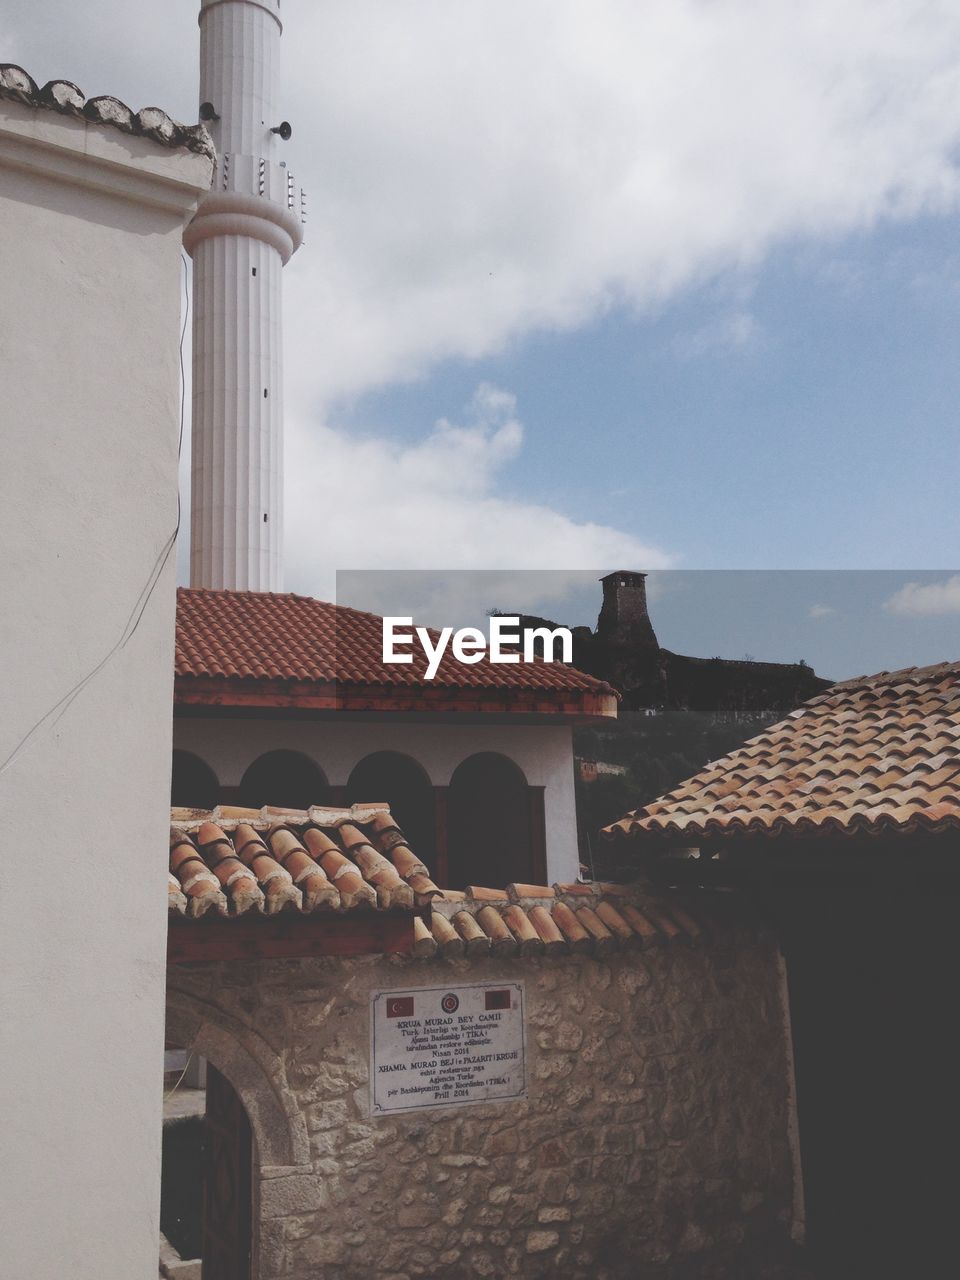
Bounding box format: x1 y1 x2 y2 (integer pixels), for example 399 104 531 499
485 988 512 1011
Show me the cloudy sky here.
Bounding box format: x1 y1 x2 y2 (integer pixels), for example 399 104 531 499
6 0 960 667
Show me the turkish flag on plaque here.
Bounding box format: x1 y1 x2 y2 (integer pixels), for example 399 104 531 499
386 996 415 1018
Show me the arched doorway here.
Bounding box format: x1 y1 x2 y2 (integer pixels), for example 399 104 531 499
161 1051 252 1280
448 753 533 889
239 749 329 810
162 990 309 1280
171 750 220 809
346 751 435 864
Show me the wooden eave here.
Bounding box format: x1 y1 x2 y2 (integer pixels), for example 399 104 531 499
174 676 618 722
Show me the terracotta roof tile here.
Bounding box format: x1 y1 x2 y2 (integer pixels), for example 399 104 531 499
170 805 416 915
550 901 592 950
431 887 704 958
527 905 565 948
175 587 614 699
430 913 465 957
605 660 960 842
475 905 517 954
575 906 616 955
465 885 509 901
169 802 702 958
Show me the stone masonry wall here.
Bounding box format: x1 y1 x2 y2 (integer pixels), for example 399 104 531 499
166 930 798 1280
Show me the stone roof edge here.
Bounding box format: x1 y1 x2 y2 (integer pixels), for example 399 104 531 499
0 65 214 159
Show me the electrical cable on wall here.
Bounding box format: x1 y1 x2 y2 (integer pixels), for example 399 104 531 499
0 253 191 779
164 1051 195 1103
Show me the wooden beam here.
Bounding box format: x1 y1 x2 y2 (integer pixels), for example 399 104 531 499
167 911 415 964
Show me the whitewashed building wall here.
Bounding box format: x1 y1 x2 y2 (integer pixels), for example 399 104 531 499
0 97 212 1279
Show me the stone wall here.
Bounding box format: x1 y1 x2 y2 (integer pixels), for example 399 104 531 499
167 929 799 1280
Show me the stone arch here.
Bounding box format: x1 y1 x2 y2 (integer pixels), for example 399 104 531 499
239 748 330 811
165 986 311 1170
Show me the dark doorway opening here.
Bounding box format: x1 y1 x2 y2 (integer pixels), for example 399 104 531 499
448 752 532 889
203 1064 253 1280
161 1054 253 1280
240 749 329 810
171 750 220 809
780 888 960 1279
347 751 435 864
161 1101 203 1260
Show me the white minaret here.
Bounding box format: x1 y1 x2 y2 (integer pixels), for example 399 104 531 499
184 0 304 592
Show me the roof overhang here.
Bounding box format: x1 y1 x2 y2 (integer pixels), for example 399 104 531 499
174 676 618 722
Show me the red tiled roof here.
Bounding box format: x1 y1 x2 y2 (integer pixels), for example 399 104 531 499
168 803 702 958
605 660 960 841
175 588 615 704
169 804 441 917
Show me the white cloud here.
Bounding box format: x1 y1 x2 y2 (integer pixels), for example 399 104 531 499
284 385 670 599
883 575 960 616
672 309 760 361
15 1 960 585
10 1 960 413
279 0 960 410
809 603 836 618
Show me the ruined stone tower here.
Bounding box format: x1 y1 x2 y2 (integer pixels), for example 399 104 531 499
596 570 659 650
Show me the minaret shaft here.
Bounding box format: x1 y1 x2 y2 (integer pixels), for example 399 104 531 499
186 0 303 592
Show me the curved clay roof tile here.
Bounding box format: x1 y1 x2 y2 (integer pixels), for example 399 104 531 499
0 64 214 157
39 80 85 114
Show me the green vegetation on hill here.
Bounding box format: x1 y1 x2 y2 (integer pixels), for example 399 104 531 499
574 708 776 880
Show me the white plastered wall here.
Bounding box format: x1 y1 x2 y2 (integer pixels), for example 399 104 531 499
174 717 582 883
0 103 212 1279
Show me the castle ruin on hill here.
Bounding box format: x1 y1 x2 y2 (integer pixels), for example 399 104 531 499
521 571 831 717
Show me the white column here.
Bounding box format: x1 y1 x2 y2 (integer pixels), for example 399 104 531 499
185 0 304 591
